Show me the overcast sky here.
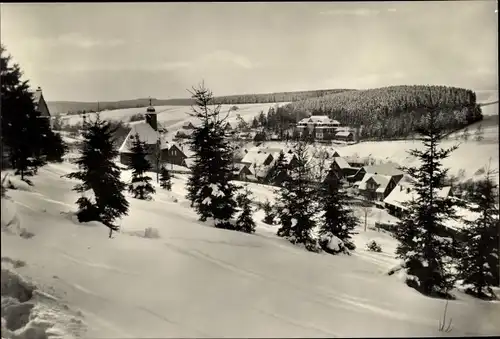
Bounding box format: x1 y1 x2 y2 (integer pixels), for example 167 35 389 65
1 2 498 101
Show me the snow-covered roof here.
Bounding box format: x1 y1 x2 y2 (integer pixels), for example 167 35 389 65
119 122 168 153
182 121 195 128
333 156 351 169
241 151 273 167
297 115 340 125
335 131 353 137
383 183 452 210
357 173 392 192
363 163 404 177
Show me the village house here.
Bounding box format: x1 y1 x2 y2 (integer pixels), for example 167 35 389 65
240 150 275 181
232 163 253 181
119 105 171 170
334 131 354 142
348 162 405 184
165 142 188 167
355 173 398 201
329 156 358 179
296 115 341 140
384 179 452 218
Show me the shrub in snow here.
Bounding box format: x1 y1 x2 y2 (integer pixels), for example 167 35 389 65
262 200 276 225
366 240 382 253
144 227 160 239
159 166 172 191
235 186 256 234
319 234 350 255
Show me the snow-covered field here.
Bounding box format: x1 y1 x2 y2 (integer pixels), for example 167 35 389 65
60 103 285 134
2 160 500 338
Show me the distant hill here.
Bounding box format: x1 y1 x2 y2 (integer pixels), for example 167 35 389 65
279 85 484 140
48 89 354 115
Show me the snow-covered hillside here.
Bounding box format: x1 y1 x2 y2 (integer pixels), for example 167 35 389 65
2 161 500 338
60 103 286 133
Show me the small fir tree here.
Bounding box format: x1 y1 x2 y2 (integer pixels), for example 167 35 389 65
65 114 129 237
317 169 358 251
457 165 499 299
235 185 256 233
262 199 276 225
159 165 172 190
276 141 319 251
268 150 289 186
128 134 155 200
185 83 237 229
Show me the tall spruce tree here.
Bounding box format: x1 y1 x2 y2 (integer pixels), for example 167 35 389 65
276 141 319 251
159 165 172 190
393 97 460 298
268 150 288 186
457 166 499 299
318 167 358 251
128 134 155 200
65 114 129 237
185 83 237 229
1 45 46 180
235 185 256 233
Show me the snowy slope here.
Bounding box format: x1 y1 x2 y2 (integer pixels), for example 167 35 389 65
2 163 500 337
60 103 286 133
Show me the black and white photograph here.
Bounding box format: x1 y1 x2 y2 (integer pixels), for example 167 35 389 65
1 1 499 338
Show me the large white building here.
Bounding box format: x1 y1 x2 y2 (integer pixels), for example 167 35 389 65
296 115 341 140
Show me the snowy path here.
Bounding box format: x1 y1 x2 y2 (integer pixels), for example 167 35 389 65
2 164 500 337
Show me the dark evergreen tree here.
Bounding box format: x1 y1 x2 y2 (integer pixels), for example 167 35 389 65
251 117 259 129
65 114 129 237
185 83 238 229
128 133 155 200
276 141 319 251
457 166 499 299
317 169 358 251
42 129 68 163
268 150 289 186
393 98 460 298
159 165 172 191
235 185 256 233
262 199 276 225
1 45 46 181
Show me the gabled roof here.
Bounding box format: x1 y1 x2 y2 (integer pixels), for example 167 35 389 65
383 183 451 210
335 131 353 137
298 115 340 125
32 90 42 108
362 163 404 177
333 156 351 169
241 151 273 167
357 173 392 192
118 122 168 153
182 121 195 128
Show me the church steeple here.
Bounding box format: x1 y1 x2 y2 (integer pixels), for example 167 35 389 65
146 97 156 113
